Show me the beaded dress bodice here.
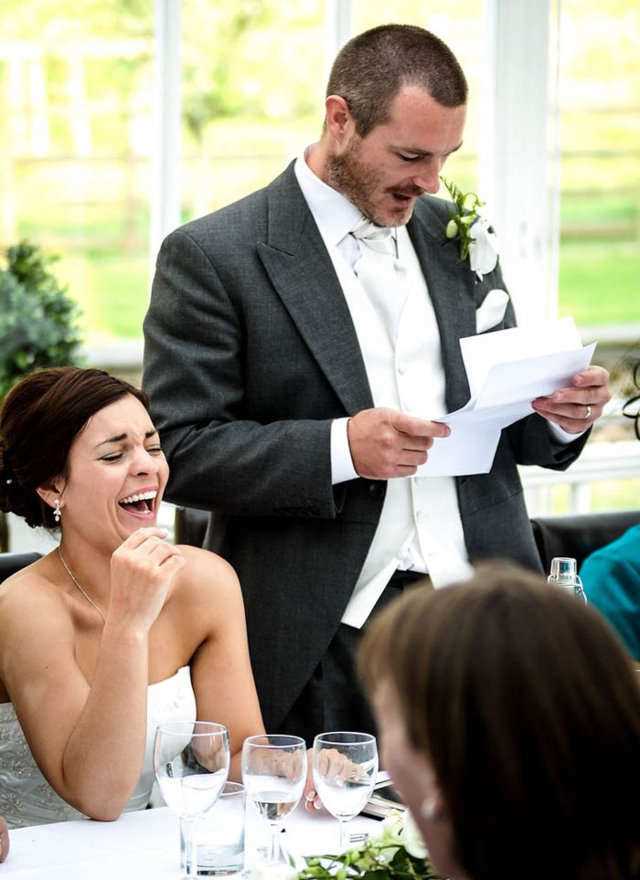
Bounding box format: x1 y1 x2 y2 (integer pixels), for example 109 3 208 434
0 665 196 828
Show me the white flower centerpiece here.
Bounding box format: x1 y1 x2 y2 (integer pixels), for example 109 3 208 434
259 810 442 880
442 177 499 281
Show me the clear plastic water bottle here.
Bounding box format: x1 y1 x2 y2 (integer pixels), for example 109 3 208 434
547 557 587 602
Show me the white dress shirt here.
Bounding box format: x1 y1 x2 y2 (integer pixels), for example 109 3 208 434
293 151 577 628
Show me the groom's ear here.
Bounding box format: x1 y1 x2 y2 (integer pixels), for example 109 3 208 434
325 95 356 145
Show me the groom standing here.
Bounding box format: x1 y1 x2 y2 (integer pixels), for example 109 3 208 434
143 24 610 742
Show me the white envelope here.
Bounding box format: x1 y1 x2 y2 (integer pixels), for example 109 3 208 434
475 288 510 333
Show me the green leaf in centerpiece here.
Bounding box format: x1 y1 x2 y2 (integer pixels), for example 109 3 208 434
295 835 443 880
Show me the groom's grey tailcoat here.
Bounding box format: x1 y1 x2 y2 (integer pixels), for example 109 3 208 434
143 162 588 731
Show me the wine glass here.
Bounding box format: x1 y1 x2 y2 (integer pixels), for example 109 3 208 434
154 721 230 878
312 732 378 852
241 734 306 864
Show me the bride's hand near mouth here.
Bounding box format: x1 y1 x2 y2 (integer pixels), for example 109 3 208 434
108 527 185 634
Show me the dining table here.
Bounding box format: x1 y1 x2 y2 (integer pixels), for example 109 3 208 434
3 803 380 879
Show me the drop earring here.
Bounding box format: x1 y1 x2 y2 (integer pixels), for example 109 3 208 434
53 500 62 523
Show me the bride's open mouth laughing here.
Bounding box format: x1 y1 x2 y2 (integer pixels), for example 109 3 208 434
117 489 158 520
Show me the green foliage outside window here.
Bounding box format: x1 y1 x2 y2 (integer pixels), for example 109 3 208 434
0 241 83 399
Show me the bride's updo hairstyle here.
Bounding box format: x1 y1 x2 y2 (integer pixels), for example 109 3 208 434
0 367 149 529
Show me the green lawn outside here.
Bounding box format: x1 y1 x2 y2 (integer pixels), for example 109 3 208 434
49 235 640 343
49 235 638 344
56 253 149 342
560 191 639 230
558 240 640 326
548 478 640 515
10 152 640 342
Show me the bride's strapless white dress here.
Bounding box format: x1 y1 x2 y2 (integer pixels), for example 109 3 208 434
0 666 196 829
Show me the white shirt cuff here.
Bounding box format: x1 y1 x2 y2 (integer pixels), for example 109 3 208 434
546 420 587 444
331 418 358 484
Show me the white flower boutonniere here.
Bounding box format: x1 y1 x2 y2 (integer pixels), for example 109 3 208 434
442 177 499 281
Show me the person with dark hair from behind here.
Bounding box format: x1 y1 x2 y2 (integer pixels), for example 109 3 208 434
0 367 264 828
579 364 640 660
359 563 640 880
144 22 610 752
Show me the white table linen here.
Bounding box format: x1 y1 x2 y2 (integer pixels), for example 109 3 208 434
3 804 380 879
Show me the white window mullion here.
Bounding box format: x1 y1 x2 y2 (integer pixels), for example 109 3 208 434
150 0 181 274
325 0 352 82
481 0 561 326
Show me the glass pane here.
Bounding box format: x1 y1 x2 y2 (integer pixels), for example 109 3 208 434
180 0 325 220
543 478 640 516
558 0 640 328
352 1 486 194
0 0 154 344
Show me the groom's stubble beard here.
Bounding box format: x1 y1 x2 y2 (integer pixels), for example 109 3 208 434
325 136 398 228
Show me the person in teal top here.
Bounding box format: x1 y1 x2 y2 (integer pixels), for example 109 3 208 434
581 367 640 658
580 524 640 660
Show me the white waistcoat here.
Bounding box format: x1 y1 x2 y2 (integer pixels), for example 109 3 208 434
332 227 473 628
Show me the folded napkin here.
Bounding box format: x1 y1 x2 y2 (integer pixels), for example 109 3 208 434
475 288 509 333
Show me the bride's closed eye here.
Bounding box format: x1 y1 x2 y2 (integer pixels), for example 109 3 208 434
99 445 162 463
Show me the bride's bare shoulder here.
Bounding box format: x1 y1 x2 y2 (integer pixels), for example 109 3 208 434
173 545 241 603
0 558 76 703
0 555 70 626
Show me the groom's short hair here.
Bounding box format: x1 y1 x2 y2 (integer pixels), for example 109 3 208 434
326 24 468 137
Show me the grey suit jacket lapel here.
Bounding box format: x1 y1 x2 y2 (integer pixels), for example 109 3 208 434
257 164 373 416
408 207 475 413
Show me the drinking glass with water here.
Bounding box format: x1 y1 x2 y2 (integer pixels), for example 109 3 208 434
241 734 307 864
193 781 245 877
312 732 378 852
154 721 230 878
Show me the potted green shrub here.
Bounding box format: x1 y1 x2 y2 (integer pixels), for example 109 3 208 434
0 240 83 550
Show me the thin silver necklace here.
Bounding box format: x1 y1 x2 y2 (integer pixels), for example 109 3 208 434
57 547 106 624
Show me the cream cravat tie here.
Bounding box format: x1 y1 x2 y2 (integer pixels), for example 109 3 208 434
350 218 408 344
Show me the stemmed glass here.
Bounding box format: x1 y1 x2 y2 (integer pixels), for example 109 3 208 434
154 721 230 878
241 734 307 864
312 732 378 852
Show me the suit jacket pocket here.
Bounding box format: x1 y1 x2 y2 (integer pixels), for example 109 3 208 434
475 288 509 333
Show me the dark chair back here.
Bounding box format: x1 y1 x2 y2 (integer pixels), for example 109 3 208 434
173 504 640 577
174 507 209 548
0 551 42 583
531 510 640 573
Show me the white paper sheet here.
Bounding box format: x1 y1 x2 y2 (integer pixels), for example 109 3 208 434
416 319 596 477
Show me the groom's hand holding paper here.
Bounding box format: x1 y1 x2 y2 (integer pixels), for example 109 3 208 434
532 364 610 433
347 407 450 479
415 318 602 478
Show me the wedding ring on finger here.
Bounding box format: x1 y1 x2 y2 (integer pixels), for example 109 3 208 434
585 404 592 420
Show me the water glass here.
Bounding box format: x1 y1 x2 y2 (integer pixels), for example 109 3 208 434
154 720 230 878
312 732 378 851
192 781 245 877
241 734 306 864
